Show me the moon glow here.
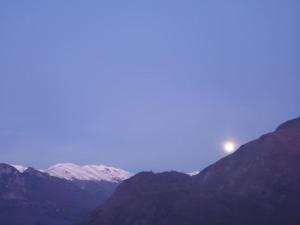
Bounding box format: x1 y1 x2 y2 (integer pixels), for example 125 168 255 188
223 141 236 154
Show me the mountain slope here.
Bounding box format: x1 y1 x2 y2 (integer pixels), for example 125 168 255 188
83 117 300 225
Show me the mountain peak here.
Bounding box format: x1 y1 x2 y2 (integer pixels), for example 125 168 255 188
0 163 19 175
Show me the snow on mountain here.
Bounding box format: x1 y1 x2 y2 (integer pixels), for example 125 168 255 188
82 165 132 182
11 164 28 173
46 163 132 183
187 171 200 176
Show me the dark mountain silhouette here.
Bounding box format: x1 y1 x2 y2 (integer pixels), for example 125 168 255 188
0 165 118 225
83 117 300 225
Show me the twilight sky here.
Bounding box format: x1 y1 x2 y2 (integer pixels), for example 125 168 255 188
0 0 300 173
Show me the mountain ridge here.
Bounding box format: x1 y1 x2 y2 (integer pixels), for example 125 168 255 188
46 163 132 183
10 163 133 183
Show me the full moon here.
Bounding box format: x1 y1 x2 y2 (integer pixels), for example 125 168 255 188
223 141 236 154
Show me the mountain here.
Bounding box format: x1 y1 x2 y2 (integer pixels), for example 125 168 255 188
82 117 300 225
0 163 131 225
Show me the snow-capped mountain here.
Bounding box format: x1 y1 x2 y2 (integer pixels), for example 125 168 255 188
1 163 119 225
46 163 132 183
11 164 28 173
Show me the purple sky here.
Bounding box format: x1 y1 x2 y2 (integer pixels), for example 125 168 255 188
0 0 300 172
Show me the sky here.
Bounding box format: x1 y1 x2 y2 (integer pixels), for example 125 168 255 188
0 0 300 173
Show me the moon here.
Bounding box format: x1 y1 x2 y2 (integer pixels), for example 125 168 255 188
223 141 236 154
